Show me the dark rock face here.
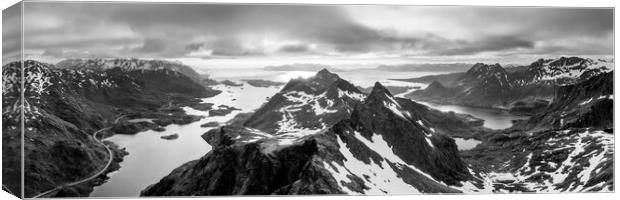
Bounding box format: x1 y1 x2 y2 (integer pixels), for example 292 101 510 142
516 72 613 131
2 59 220 197
142 77 482 195
143 126 342 196
346 83 472 185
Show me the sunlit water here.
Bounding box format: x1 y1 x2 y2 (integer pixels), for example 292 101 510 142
416 101 530 130
453 138 482 151
90 83 281 197
207 68 438 88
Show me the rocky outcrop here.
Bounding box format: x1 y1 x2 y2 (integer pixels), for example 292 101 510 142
143 126 343 196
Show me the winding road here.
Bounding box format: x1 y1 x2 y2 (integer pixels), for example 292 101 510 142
31 116 124 198
2 184 15 196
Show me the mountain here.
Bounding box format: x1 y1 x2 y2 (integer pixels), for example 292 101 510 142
243 69 366 134
391 72 465 86
515 72 613 131
512 57 613 86
141 70 485 195
407 57 613 115
2 59 220 197
461 72 614 192
453 63 513 101
408 63 514 109
55 58 205 85
375 63 472 72
263 63 344 72
2 61 23 196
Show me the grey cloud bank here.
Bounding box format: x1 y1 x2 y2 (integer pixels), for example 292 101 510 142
3 2 613 65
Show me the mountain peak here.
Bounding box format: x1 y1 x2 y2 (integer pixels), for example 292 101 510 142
365 82 396 105
369 82 392 97
427 81 446 90
467 63 504 75
315 68 339 80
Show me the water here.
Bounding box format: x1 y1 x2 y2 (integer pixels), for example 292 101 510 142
90 83 281 197
453 138 482 151
416 101 529 130
207 68 439 88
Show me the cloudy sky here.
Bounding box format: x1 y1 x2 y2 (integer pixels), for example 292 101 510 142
3 2 614 68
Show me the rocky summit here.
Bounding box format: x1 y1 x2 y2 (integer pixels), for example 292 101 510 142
243 69 366 134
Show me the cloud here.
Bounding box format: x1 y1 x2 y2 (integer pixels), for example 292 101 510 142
432 36 535 56
14 2 613 63
2 2 22 63
278 44 310 53
42 49 63 57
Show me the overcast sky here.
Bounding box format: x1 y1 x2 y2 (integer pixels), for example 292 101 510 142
2 2 614 68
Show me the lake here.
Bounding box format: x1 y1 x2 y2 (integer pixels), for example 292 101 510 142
453 138 483 151
90 83 281 197
415 101 529 130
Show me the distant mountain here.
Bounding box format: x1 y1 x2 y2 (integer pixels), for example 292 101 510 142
263 63 345 72
375 63 473 72
2 59 221 197
511 57 613 86
453 63 513 99
407 57 613 115
141 70 486 195
391 72 465 86
56 58 204 85
408 63 514 109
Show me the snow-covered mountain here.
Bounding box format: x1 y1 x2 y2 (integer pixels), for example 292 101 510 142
2 59 220 197
408 57 613 114
244 69 366 134
513 57 613 86
55 58 204 84
141 69 489 195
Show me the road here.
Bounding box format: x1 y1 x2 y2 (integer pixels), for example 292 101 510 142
31 116 124 198
2 184 15 196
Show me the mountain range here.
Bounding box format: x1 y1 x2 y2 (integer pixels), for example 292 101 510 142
404 57 613 115
140 69 492 195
